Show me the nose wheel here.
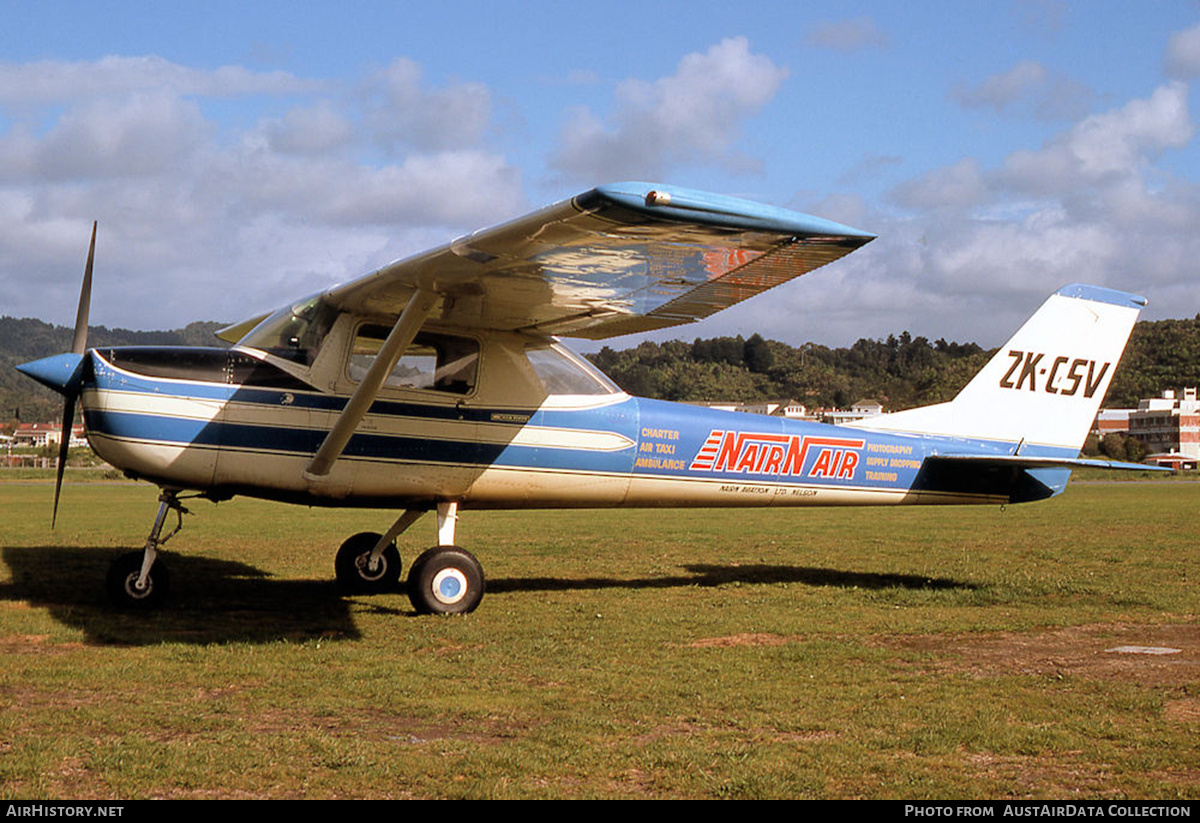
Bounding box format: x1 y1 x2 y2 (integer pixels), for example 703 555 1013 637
334 532 402 594
106 550 170 609
106 489 189 609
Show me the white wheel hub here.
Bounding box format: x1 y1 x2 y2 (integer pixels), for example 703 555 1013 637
356 552 386 580
125 574 151 598
431 567 469 605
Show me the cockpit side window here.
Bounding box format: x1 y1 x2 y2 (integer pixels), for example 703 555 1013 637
524 344 621 395
238 294 337 366
349 327 479 395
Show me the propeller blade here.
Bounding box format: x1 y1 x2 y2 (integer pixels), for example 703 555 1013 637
52 220 96 527
52 395 75 528
71 221 96 355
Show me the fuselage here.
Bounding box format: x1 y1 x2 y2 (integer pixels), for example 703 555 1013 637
78 332 1065 512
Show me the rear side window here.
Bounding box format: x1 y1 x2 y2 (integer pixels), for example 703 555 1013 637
525 344 620 395
349 328 479 395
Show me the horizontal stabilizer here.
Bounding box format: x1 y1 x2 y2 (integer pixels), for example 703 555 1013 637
928 453 1168 473
914 452 1166 505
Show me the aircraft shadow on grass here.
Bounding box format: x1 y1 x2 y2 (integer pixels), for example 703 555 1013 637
487 564 979 595
1 545 360 645
1 546 978 646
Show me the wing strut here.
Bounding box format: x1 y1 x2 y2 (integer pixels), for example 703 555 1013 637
304 289 438 479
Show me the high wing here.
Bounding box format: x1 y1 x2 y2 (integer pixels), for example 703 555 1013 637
223 182 875 341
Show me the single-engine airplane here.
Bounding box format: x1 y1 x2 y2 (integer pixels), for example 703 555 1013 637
17 182 1155 614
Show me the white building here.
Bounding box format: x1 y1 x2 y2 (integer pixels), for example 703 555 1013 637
11 423 86 449
688 400 811 419
820 400 883 425
1128 388 1200 461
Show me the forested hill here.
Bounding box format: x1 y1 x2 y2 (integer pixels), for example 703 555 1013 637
3 314 1199 424
587 333 991 411
1 317 228 423
1103 316 1200 407
586 316 1200 412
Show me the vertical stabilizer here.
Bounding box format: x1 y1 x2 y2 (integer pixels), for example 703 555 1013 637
850 284 1145 451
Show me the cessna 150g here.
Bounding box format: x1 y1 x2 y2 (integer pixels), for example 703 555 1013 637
17 182 1153 614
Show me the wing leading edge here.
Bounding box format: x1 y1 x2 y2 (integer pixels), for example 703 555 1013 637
280 182 874 340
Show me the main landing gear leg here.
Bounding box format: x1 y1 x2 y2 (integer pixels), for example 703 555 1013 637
334 509 423 594
334 502 485 614
106 490 187 609
407 501 485 615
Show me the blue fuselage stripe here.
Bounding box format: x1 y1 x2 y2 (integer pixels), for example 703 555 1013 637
83 403 638 472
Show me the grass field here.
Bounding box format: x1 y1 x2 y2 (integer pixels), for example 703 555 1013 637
1 477 1197 799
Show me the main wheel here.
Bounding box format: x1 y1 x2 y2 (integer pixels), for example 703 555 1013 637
335 532 401 594
407 546 484 615
106 551 170 609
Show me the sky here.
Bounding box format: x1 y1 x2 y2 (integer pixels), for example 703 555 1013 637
1 0 1198 351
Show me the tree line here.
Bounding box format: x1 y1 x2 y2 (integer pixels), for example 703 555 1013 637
4 314 1199 426
587 316 1200 412
587 332 990 410
0 317 227 424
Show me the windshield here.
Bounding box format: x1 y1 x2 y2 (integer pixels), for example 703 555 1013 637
238 294 336 365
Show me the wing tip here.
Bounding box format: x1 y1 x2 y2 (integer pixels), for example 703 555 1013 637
592 181 876 241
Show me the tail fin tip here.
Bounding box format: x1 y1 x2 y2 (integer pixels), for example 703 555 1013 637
1056 283 1147 309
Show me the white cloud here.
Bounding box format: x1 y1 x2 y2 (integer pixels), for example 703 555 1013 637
1164 22 1200 80
891 158 987 211
1001 82 1192 190
767 81 1200 348
262 101 354 155
804 17 889 52
365 58 493 152
550 37 787 182
0 55 321 103
0 54 526 329
319 151 525 226
3 39 1197 353
951 60 1094 121
954 60 1048 108
0 92 212 182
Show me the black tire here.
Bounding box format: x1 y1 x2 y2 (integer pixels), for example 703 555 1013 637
335 532 401 594
407 546 484 615
106 551 170 609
